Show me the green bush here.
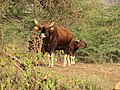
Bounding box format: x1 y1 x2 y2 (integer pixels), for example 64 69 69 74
0 0 119 89
0 0 119 63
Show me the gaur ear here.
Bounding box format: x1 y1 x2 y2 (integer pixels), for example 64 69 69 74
49 27 54 32
77 40 80 42
33 26 39 31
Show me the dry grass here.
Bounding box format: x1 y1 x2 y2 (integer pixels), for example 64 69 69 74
39 62 120 90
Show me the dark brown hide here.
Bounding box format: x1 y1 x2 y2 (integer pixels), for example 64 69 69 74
34 20 73 67
40 22 73 55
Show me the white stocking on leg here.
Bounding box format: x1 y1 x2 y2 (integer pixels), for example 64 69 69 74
67 55 71 66
51 53 54 67
70 56 73 64
72 55 75 64
63 54 67 67
48 53 51 67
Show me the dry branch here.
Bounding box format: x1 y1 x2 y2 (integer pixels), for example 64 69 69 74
39 37 43 52
2 52 22 66
2 52 24 72
0 29 4 54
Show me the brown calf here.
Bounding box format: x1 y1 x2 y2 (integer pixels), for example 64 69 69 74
69 39 87 64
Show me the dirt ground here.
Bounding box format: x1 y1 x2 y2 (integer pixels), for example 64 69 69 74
41 62 120 90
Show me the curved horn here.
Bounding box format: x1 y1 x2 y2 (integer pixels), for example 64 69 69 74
49 22 55 27
34 19 40 26
34 19 44 28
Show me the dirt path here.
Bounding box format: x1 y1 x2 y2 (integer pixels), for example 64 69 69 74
41 62 120 90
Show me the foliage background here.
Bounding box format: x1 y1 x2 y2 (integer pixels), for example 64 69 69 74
0 0 119 63
0 0 120 90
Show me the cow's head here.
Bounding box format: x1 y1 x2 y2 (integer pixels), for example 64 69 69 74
76 39 87 48
34 19 55 39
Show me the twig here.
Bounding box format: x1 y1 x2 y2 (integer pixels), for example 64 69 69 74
0 29 4 55
2 52 22 66
39 37 43 52
2 52 24 72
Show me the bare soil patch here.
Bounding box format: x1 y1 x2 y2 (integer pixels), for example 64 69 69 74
41 62 120 90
